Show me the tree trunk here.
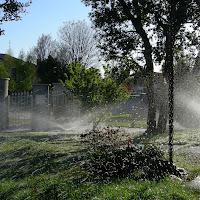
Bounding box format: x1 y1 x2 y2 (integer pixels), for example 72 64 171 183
163 0 175 164
157 78 168 133
168 67 174 164
146 73 157 134
140 28 157 135
119 0 157 134
157 101 168 133
164 41 174 164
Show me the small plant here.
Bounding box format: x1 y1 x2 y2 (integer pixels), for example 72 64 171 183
83 127 181 180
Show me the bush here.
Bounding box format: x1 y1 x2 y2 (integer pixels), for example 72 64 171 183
62 62 130 130
82 127 177 180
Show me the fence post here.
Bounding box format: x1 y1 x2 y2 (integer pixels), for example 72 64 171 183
0 78 9 130
31 84 50 131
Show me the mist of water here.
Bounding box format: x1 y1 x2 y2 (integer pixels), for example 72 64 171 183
174 74 200 129
48 115 93 133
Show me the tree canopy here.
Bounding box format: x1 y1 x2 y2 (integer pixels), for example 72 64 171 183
31 34 58 62
0 0 31 35
57 20 100 67
0 62 9 78
82 0 200 126
37 55 67 84
81 0 158 133
2 53 36 91
29 20 102 68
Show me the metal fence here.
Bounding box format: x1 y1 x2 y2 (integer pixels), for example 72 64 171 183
9 91 33 129
50 89 80 123
8 87 80 130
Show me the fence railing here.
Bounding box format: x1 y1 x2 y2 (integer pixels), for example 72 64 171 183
8 87 81 130
50 89 80 122
9 91 33 129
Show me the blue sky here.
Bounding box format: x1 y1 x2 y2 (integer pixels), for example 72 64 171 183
0 0 162 72
0 0 91 57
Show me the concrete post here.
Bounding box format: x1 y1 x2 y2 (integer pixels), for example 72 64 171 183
31 84 50 131
0 78 9 130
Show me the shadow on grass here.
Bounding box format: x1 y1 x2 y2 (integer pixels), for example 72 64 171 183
0 133 86 180
0 150 79 179
22 133 75 142
3 133 78 142
0 148 85 179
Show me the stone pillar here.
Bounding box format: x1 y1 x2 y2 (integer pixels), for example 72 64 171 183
0 78 9 130
31 84 50 131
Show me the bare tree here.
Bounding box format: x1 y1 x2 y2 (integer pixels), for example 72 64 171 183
57 20 100 68
31 34 57 62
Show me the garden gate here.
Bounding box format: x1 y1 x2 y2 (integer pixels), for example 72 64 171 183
9 91 33 130
6 83 79 131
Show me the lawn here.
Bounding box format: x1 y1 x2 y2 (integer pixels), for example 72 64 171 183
132 128 200 181
105 113 147 128
0 130 200 199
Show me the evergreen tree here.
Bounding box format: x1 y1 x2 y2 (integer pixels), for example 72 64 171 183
37 55 67 84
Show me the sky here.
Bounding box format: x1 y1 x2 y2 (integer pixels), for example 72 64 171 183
0 0 161 72
0 0 91 57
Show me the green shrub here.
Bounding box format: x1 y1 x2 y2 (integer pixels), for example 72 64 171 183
62 62 131 130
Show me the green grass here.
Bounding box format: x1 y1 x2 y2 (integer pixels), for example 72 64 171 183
105 114 147 128
0 130 200 199
173 152 200 181
1 174 200 199
9 119 31 125
133 128 200 181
